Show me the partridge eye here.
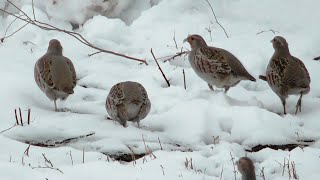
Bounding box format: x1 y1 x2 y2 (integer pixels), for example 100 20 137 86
190 37 194 40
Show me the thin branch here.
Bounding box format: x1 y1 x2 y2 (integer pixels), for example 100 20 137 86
229 152 237 180
257 29 279 35
182 69 186 90
14 109 19 125
24 144 31 157
0 0 147 65
42 153 54 167
27 108 31 125
31 166 64 174
204 0 229 38
158 137 163 150
24 132 95 147
150 49 170 87
162 51 189 63
314 56 320 60
173 31 178 50
18 108 23 126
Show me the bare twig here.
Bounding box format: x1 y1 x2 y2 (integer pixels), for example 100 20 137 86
24 144 31 157
158 137 163 150
82 148 85 163
27 108 31 125
205 26 213 41
150 48 170 87
229 152 237 180
173 31 178 50
204 0 229 38
162 49 189 63
160 165 165 175
42 153 53 167
220 165 224 180
256 29 279 35
14 109 19 125
24 132 95 147
126 146 136 165
31 166 64 174
0 0 147 65
259 167 266 180
19 108 23 126
314 56 320 60
68 151 74 165
182 69 186 90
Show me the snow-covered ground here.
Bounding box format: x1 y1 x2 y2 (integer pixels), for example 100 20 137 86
1 0 320 179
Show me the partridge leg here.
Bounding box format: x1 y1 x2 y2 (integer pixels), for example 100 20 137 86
295 93 303 115
208 84 214 91
54 100 58 112
281 98 287 115
224 86 230 93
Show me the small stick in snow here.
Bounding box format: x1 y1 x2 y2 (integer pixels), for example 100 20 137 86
19 108 23 126
27 108 31 125
160 165 165 175
42 153 54 167
314 56 320 60
24 144 31 157
183 69 186 90
162 48 189 63
31 166 64 174
14 109 19 125
220 165 224 180
204 0 229 38
158 137 163 150
257 29 279 35
173 31 178 50
259 167 266 180
205 26 213 41
259 75 267 82
229 152 237 180
82 148 85 164
68 151 74 165
150 49 171 87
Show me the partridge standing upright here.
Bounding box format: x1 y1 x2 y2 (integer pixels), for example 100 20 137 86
236 157 256 180
106 81 151 127
264 36 310 114
34 39 77 111
184 34 256 92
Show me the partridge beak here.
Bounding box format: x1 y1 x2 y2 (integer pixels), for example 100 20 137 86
183 37 188 43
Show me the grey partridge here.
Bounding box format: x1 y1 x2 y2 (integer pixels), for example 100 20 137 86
34 39 77 111
184 34 256 93
236 157 256 180
106 81 151 127
263 36 310 115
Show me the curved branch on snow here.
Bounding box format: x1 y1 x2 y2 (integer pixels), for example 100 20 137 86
204 0 229 38
0 0 148 65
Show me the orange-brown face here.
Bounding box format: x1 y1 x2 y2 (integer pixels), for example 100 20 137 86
183 34 207 49
49 39 62 49
271 36 288 50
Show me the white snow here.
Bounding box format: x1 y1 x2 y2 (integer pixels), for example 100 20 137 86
1 0 320 179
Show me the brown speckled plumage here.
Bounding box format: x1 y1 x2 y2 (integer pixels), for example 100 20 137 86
184 34 256 92
264 36 310 114
106 81 151 127
236 157 256 180
34 39 77 111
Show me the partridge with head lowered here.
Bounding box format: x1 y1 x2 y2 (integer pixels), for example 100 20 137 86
262 36 310 114
34 39 77 111
236 157 256 180
184 34 256 92
106 81 151 127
